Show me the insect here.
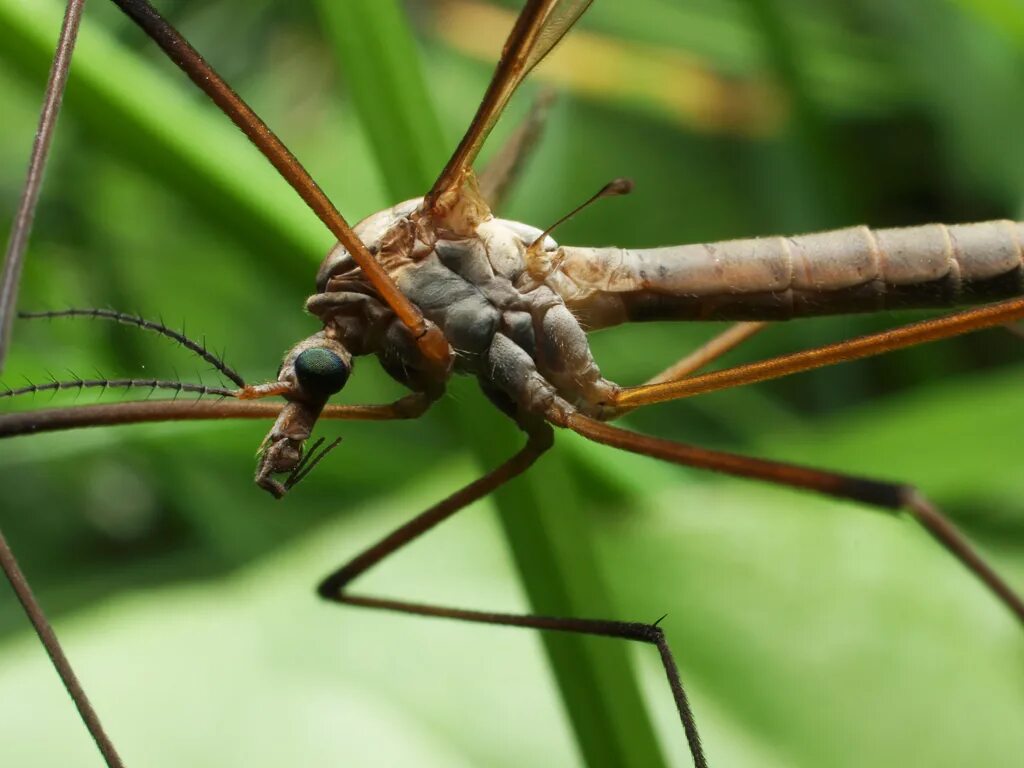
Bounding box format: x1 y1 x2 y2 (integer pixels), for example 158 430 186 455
2 0 1024 765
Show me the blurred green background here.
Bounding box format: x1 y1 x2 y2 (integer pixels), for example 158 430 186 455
1 0 1024 766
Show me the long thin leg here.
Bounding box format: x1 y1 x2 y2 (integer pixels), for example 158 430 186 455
0 389 434 761
317 425 708 768
477 89 555 212
107 0 448 365
644 321 769 385
610 322 770 419
0 0 86 372
0 392 433 438
556 411 1024 624
0 531 124 767
0 2 125 766
612 297 1024 408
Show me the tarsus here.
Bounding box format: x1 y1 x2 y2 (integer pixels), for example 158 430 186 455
19 308 245 387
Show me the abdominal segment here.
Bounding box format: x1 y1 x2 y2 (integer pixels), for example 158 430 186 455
549 220 1024 328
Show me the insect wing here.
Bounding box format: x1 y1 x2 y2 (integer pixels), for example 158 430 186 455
427 0 594 206
521 0 595 73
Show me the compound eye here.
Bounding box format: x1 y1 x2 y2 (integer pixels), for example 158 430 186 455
294 347 350 398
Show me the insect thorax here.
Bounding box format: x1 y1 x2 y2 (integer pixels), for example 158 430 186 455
308 201 617 417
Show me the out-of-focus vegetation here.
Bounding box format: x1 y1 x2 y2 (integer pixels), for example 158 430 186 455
1 0 1023 766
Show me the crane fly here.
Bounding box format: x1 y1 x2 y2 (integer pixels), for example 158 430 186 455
1 1 1023 766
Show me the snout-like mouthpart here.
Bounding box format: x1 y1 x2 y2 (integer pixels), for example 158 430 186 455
251 332 353 497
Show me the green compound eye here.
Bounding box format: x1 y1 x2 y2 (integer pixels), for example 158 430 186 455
294 347 350 397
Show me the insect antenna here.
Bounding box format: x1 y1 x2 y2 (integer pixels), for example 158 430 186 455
0 376 236 401
19 308 246 387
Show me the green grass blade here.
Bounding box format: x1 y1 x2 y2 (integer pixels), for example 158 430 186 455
314 1 669 765
314 0 445 202
740 0 853 223
0 0 321 290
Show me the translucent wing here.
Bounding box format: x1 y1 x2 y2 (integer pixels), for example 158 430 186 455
522 0 594 72
426 0 593 208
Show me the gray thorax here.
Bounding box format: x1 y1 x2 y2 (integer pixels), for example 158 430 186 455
307 202 617 419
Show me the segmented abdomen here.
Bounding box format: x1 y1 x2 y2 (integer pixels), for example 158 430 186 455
549 220 1024 329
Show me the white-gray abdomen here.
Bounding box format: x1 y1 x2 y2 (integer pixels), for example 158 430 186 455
548 220 1024 329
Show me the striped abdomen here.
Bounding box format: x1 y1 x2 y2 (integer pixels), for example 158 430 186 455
547 220 1024 330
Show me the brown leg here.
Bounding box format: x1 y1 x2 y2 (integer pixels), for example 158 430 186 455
477 89 556 212
108 0 449 364
316 424 708 768
0 1 85 371
0 392 434 438
0 388 436 763
0 2 126 766
612 297 1024 407
609 322 769 418
0 530 124 768
644 321 769 385
558 411 1024 625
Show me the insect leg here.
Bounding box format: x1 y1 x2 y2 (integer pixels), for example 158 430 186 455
607 321 769 418
108 0 449 366
0 392 434 438
317 425 708 768
557 411 1024 625
0 0 85 371
0 2 125 765
0 390 435 763
0 530 125 768
643 321 769 386
477 89 556 212
611 296 1024 408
